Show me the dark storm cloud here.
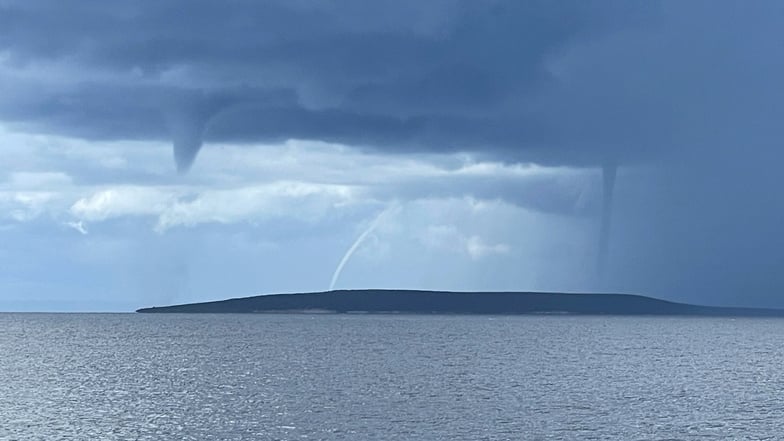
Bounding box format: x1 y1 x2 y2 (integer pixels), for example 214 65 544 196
0 0 653 169
535 1 784 166
1 1 781 168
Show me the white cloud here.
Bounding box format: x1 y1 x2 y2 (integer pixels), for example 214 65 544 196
155 182 358 231
419 224 511 260
66 220 88 235
0 191 57 221
70 187 174 222
465 235 510 260
66 181 359 232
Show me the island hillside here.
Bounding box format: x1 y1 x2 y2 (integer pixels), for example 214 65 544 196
136 290 784 316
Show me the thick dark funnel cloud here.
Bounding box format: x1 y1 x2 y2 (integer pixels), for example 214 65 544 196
167 110 209 174
163 90 260 173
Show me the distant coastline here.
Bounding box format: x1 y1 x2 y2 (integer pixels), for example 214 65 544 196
136 290 784 317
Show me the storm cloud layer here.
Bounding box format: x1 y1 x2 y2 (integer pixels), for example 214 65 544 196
0 0 659 170
2 1 782 166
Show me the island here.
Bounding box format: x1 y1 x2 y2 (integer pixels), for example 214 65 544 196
136 289 784 316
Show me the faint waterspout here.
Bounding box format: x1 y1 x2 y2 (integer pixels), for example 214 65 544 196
598 160 617 280
329 206 396 291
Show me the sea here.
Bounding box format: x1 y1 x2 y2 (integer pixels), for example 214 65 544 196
2 313 783 440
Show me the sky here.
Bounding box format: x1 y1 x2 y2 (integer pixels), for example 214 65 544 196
1 0 783 311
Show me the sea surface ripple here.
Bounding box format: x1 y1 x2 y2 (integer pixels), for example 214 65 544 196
1 314 783 440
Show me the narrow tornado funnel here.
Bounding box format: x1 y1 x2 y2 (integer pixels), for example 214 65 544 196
167 107 214 174
164 92 233 174
598 160 617 279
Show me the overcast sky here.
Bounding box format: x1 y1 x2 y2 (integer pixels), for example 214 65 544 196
1 0 783 311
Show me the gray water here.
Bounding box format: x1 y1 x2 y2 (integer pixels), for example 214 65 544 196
2 314 784 440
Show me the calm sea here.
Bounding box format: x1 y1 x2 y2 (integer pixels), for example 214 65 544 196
2 313 783 440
